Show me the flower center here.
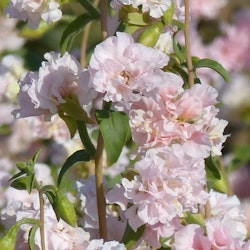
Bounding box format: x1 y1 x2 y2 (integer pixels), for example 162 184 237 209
120 70 131 85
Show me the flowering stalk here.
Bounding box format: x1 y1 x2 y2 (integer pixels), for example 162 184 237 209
184 0 194 87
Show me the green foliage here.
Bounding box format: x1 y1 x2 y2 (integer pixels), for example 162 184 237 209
162 2 174 25
183 212 205 227
205 156 228 193
0 219 39 250
51 189 77 227
19 21 53 39
137 21 164 47
121 223 145 248
28 224 39 250
194 58 230 82
9 150 40 193
226 145 250 173
95 110 131 166
58 150 91 186
60 13 96 54
78 0 100 18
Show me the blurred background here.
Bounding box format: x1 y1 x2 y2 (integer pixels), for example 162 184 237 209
0 0 250 232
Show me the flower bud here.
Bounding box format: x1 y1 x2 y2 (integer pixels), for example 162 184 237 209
52 190 77 227
0 225 18 250
137 21 164 47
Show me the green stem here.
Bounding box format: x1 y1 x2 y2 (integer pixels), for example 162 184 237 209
77 120 96 157
184 0 194 87
38 190 45 250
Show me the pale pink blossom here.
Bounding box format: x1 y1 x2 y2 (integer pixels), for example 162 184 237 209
88 32 169 103
111 0 184 19
129 83 227 157
5 0 62 29
76 176 126 241
107 146 208 247
1 199 90 250
12 51 91 119
86 239 126 250
174 224 211 250
206 215 247 249
26 114 71 144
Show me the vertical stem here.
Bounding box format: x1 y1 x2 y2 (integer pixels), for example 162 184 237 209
38 190 45 250
80 0 100 67
95 132 107 240
94 0 109 240
100 0 108 40
184 0 194 87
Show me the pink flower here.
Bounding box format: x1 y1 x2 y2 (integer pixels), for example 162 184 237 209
206 216 246 249
174 224 211 250
5 0 62 29
1 199 90 250
106 146 208 247
86 239 126 250
111 0 184 19
129 83 227 158
88 32 169 102
12 52 91 119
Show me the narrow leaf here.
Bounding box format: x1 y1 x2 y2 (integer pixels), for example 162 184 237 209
194 58 230 82
79 0 100 18
95 110 131 166
28 224 39 250
60 13 94 54
10 174 35 193
58 150 91 186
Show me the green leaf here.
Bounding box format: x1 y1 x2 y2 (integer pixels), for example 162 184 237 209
122 223 145 249
59 112 77 138
60 13 95 55
194 58 230 82
79 0 100 18
205 156 227 193
77 120 96 157
28 224 39 250
162 2 174 25
58 150 91 186
95 110 131 166
0 219 39 250
125 12 150 26
172 34 186 63
10 174 35 194
184 212 205 227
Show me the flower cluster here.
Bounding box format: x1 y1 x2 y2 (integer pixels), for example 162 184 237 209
5 0 62 29
111 0 184 19
174 190 250 249
2 0 250 249
12 52 91 119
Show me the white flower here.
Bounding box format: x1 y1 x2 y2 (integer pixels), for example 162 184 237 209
5 0 62 29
